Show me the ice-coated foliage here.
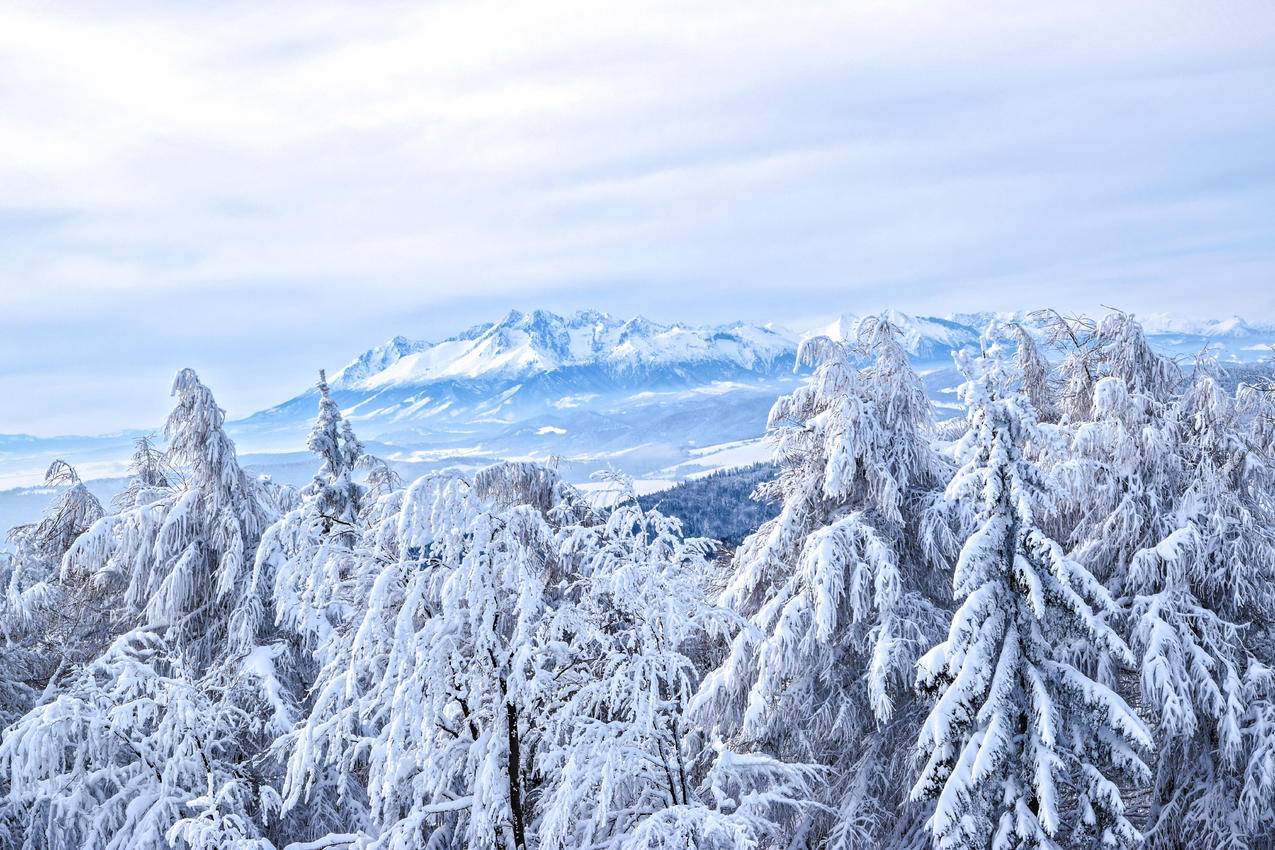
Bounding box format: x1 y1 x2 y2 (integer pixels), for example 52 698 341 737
1050 321 1275 849
58 369 272 666
241 373 385 845
0 370 286 850
1010 322 1057 423
305 371 364 535
1032 309 1101 425
535 481 817 850
1 310 1273 850
113 434 176 511
259 372 370 655
692 315 952 848
911 346 1151 850
0 461 106 724
1094 312 1180 404
278 462 813 850
0 629 276 850
278 466 556 849
11 461 105 562
1128 366 1275 848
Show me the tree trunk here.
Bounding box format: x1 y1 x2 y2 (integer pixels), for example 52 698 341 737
505 699 527 850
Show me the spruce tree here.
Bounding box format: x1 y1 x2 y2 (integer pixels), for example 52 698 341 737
911 345 1150 850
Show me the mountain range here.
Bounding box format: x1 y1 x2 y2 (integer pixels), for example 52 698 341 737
2 307 1273 538
226 306 1275 486
229 309 808 490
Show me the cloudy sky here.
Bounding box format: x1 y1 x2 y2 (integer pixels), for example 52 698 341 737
2 0 1273 434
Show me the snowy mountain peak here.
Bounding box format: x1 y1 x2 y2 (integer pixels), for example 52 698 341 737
331 310 799 391
301 306 1274 447
567 308 614 328
1137 312 1266 338
618 315 662 340
332 334 432 386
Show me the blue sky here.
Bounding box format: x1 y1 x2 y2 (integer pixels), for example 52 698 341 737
1 0 1274 435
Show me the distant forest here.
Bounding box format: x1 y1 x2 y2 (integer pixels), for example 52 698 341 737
638 463 780 548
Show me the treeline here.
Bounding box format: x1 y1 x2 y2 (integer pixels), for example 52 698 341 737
0 312 1272 850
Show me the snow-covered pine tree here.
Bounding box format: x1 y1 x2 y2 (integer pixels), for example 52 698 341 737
304 370 363 535
249 371 379 843
1032 309 1100 425
1122 357 1275 848
535 479 816 850
0 461 105 723
691 315 952 848
911 344 1151 850
0 369 284 850
260 370 368 653
279 464 589 850
1009 322 1057 424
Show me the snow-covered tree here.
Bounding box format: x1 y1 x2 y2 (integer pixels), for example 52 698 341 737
1032 309 1100 425
535 482 816 849
1123 362 1275 849
57 368 271 665
113 434 176 511
304 370 364 536
1009 322 1057 423
1045 315 1275 848
11 461 105 561
0 629 277 850
244 373 381 844
692 315 952 848
0 370 284 850
0 461 106 723
259 371 369 653
282 461 817 850
1094 312 1180 405
278 464 590 850
3 310 1271 850
911 346 1151 850
1053 375 1178 597
1042 314 1183 599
